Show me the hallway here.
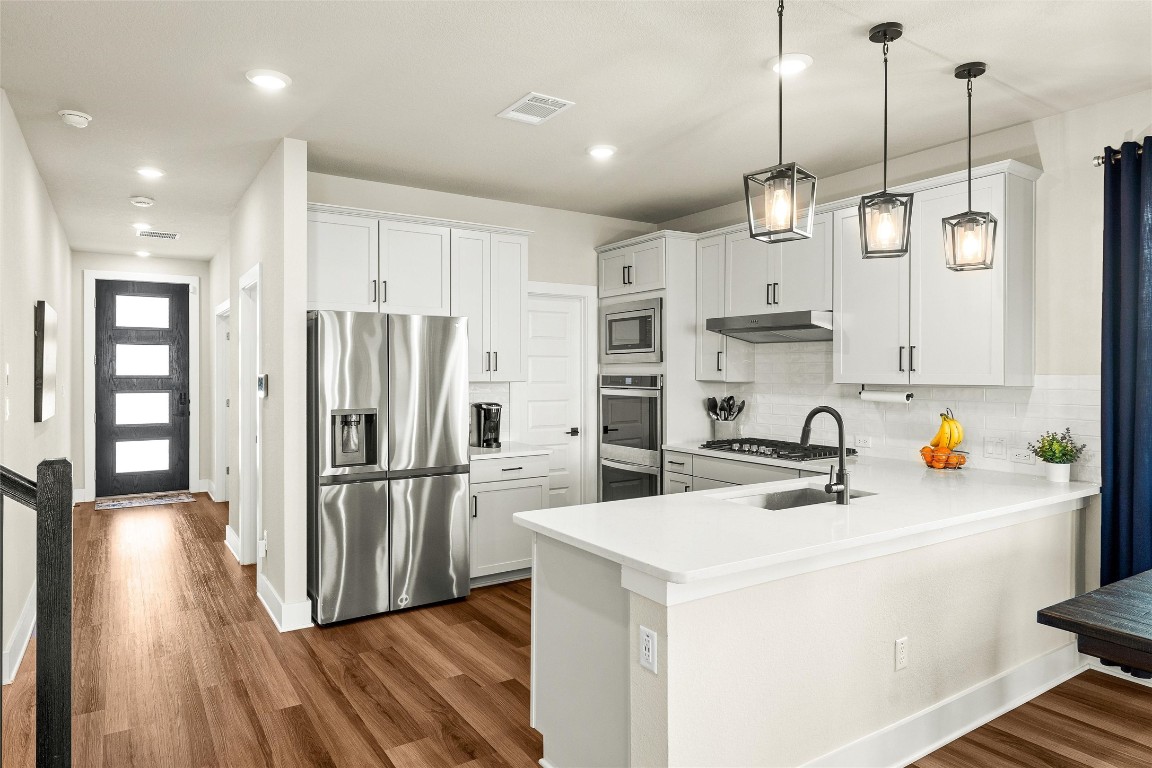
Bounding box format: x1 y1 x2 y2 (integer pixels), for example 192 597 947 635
1 495 540 767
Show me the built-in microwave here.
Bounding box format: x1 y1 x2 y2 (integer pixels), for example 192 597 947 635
600 298 662 365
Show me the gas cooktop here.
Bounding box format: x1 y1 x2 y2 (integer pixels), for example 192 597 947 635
698 437 857 462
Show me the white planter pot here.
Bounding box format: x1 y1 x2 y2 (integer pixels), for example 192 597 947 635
1045 462 1072 483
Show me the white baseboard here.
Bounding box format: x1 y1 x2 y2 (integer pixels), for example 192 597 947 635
257 572 313 633
225 525 242 562
539 760 559 768
197 479 216 499
805 643 1085 768
3 582 37 685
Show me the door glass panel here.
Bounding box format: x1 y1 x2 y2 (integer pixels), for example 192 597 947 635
115 392 170 425
115 295 170 328
115 344 170 376
115 439 170 473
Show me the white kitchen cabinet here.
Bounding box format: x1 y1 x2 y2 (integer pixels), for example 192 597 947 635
598 239 666 298
724 233 774 316
723 212 832 317
307 211 380 312
379 221 452 315
470 454 549 579
664 471 693 494
691 476 738 491
833 164 1036 386
451 229 527 382
696 235 753 383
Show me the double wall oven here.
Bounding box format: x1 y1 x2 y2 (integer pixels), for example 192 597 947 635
600 374 662 501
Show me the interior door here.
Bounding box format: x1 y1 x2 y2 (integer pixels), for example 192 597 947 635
450 228 491 380
489 234 528 382
380 221 451 315
95 280 190 497
725 232 776 317
512 294 585 506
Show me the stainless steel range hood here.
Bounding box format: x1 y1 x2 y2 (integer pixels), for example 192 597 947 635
705 311 833 343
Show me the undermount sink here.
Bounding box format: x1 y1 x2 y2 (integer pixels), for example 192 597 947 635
730 486 875 511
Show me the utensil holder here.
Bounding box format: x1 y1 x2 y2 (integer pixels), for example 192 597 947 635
712 419 740 441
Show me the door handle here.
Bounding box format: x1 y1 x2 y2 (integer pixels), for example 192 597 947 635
471 496 478 518
567 427 580 436
909 345 917 373
898 346 906 373
371 280 377 303
603 426 620 433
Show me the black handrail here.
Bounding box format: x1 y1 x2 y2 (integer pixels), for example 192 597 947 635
1 459 73 768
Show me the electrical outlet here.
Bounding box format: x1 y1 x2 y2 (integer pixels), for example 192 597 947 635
895 637 909 670
639 626 658 674
1010 447 1035 465
984 436 1007 459
855 436 873 449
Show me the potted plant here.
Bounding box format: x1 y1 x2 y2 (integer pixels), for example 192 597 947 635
1027 428 1087 483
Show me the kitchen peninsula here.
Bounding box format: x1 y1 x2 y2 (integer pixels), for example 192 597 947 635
515 458 1099 768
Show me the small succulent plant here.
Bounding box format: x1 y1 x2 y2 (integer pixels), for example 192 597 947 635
1028 428 1087 465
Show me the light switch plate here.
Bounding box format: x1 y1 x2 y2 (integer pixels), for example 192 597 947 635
984 436 1007 459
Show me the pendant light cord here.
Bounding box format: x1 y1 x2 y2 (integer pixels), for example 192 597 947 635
966 75 973 212
777 0 784 165
882 39 889 191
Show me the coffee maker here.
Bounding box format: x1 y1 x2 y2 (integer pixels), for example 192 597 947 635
471 402 503 448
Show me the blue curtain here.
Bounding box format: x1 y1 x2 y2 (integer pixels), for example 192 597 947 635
1101 137 1152 585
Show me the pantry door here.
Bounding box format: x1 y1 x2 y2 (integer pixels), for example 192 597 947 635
94 280 191 497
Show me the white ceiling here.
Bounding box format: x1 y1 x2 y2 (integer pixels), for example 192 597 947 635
3 1 1150 260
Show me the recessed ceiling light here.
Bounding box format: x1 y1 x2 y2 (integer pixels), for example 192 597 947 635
132 222 151 231
588 145 617 160
135 251 151 258
246 69 292 91
136 167 165 179
130 196 155 208
770 53 814 77
58 110 92 128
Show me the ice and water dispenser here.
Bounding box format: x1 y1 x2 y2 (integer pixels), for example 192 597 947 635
331 408 378 468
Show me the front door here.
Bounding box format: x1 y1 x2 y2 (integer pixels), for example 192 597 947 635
512 294 585 506
95 279 190 497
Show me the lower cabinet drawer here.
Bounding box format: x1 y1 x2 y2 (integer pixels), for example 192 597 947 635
470 454 549 484
693 455 801 485
663 451 693 476
664 471 693 494
692 475 738 491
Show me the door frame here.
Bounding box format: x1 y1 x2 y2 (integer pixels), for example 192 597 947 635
82 270 200 502
510 282 598 506
213 299 231 503
238 264 262 567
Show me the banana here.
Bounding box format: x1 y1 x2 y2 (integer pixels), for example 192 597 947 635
930 413 952 449
944 408 964 449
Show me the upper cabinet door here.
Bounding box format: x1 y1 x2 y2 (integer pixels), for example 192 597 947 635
775 211 833 312
599 249 630 298
910 176 1006 386
380 221 451 315
489 234 528 382
450 229 491 380
724 233 775 317
832 207 910 385
628 240 666 293
307 212 380 312
696 236 726 382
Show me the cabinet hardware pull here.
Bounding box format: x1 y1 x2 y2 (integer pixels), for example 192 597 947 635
717 351 723 371
774 282 780 305
909 345 916 373
622 265 628 285
766 283 771 305
502 466 524 472
684 485 691 492
485 351 491 371
371 280 377 303
668 460 685 466
898 346 905 372
381 280 387 304
493 351 498 371
471 496 478 518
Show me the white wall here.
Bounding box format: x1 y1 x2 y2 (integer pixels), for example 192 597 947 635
225 138 309 617
69 252 213 494
0 90 73 680
307 172 656 285
658 89 1152 376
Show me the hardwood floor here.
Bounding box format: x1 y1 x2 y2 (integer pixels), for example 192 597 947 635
1 493 541 767
912 670 1152 768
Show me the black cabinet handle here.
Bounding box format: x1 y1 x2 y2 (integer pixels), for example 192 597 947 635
502 466 524 472
471 496 478 518
493 351 498 371
485 351 491 371
668 460 685 466
381 280 387 304
910 345 917 373
717 351 723 371
773 282 780 305
371 280 377 303
898 346 906 372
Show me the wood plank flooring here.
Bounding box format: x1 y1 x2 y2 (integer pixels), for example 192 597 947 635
1 493 541 767
912 670 1152 768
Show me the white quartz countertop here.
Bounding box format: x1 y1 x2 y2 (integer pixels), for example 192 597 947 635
663 442 859 473
514 456 1099 587
469 442 551 460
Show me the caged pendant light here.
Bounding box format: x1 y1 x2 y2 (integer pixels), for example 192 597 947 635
942 62 997 271
744 0 817 243
859 22 913 258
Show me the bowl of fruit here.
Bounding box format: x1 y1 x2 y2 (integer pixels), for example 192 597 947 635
919 409 968 470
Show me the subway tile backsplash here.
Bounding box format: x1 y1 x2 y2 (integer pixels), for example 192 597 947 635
719 343 1101 484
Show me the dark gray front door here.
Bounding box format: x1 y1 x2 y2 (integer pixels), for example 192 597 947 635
94 280 190 497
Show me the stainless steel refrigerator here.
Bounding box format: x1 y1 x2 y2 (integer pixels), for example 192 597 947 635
307 311 471 625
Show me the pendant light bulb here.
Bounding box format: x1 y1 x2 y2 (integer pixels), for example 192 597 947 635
942 62 997 272
743 0 817 244
860 22 913 259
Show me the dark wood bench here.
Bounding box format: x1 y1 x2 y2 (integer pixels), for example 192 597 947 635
1038 569 1152 679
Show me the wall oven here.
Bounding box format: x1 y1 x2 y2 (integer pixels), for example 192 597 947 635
600 298 662 365
600 374 662 501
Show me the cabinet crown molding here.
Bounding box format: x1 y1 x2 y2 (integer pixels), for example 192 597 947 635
307 203 533 237
595 229 698 254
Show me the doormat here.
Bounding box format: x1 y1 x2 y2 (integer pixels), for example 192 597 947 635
95 492 196 510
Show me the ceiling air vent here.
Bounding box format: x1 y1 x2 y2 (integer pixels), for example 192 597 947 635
497 92 574 125
136 229 180 241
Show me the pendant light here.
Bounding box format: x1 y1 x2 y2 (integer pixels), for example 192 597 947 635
743 0 817 243
942 62 997 271
859 22 913 258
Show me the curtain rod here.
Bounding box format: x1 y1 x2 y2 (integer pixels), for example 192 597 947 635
1093 147 1143 167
